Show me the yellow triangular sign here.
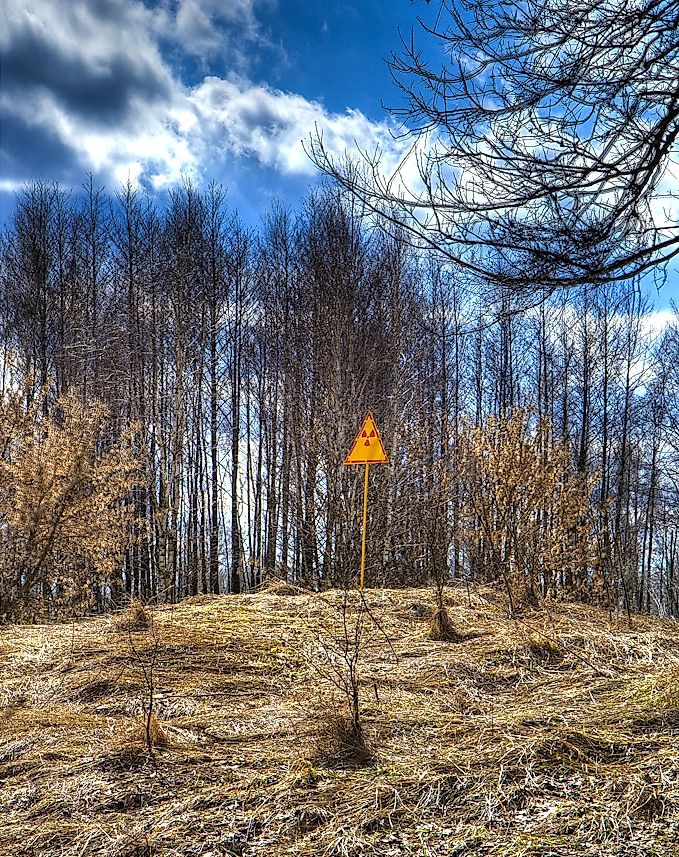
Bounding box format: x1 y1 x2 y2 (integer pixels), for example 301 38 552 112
344 411 389 465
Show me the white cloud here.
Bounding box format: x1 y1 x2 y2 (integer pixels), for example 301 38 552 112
640 309 676 339
1 0 196 188
1 0 409 195
175 0 221 54
204 0 267 29
1 0 173 94
188 76 406 177
0 179 25 194
156 0 277 65
650 153 679 233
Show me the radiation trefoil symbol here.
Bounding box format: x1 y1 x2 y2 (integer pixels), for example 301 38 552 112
344 412 388 465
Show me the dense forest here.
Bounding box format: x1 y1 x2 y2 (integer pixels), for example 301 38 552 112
1 177 678 620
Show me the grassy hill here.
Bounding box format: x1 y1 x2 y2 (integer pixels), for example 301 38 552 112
1 585 678 856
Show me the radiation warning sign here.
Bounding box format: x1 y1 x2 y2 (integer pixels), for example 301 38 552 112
344 411 388 465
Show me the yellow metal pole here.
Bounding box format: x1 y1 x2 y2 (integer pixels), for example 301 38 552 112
360 462 370 589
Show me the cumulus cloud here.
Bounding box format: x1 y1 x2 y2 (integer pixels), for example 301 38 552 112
1 0 184 185
148 0 282 75
641 309 676 339
0 0 407 196
174 0 222 55
1 0 173 120
174 0 265 37
188 76 405 177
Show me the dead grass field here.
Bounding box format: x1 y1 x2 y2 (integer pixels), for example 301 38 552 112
1 584 678 856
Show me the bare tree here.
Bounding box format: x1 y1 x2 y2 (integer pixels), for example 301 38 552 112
2 173 677 619
308 0 679 297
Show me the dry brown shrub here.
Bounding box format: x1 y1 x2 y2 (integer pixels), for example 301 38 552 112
0 388 140 622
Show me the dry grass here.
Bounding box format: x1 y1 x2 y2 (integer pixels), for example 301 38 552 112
0 585 678 856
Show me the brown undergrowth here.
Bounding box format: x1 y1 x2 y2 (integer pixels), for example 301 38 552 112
0 585 678 856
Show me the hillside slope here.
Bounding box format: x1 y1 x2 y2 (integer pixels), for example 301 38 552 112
1 586 678 856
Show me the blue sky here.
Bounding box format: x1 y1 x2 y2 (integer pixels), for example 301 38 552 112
1 0 677 310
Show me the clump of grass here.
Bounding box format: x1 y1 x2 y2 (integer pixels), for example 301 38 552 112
115 599 151 632
518 727 631 774
266 582 306 597
136 712 169 749
453 686 483 714
100 713 169 771
429 605 463 642
98 743 149 772
122 834 154 857
312 713 372 769
258 574 307 596
288 758 321 788
405 601 431 619
74 677 117 702
625 668 679 730
625 781 668 820
526 633 563 663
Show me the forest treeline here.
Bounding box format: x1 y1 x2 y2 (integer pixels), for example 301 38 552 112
1 178 678 620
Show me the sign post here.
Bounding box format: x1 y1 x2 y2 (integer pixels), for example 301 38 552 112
343 411 389 589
